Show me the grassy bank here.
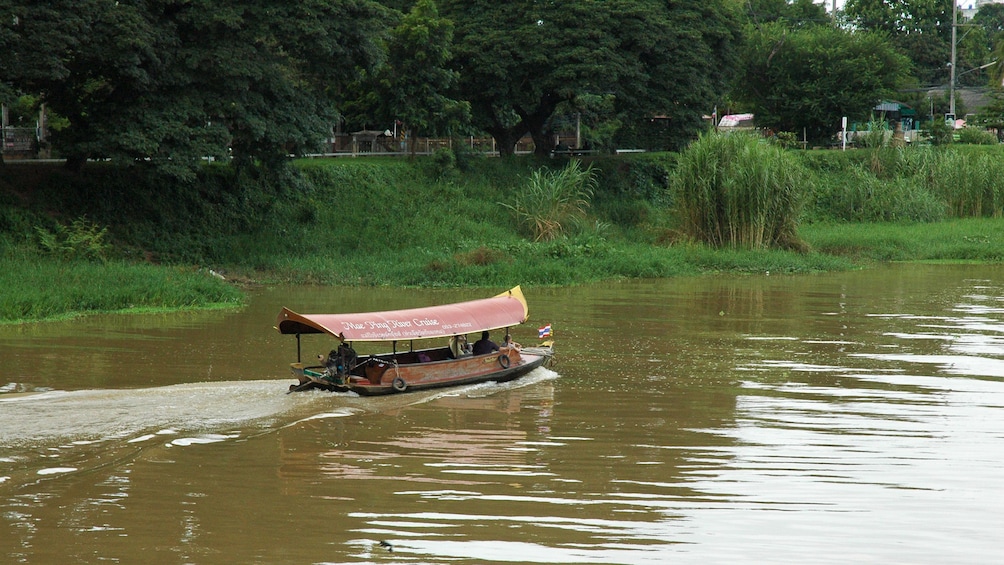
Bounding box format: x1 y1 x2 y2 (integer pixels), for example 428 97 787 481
0 251 243 324
804 219 1004 262
2 144 1004 322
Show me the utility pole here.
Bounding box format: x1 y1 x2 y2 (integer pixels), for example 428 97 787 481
1 104 6 159
949 0 957 121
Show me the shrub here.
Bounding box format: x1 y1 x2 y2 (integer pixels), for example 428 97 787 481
500 160 597 241
922 119 954 146
672 132 809 250
774 131 799 149
956 127 998 146
34 217 110 261
427 146 458 179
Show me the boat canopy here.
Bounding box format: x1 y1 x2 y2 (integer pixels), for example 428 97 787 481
275 286 529 342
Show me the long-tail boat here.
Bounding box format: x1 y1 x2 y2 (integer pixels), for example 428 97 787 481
275 286 554 395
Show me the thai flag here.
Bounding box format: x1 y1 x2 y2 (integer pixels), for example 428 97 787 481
538 324 552 339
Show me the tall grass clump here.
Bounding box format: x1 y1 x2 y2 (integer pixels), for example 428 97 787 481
854 117 891 149
926 150 1004 217
672 132 808 250
864 145 937 179
500 160 597 241
810 166 945 223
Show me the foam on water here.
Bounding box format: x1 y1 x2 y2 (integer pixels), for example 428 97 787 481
0 368 558 498
0 380 310 446
0 367 559 447
36 467 78 476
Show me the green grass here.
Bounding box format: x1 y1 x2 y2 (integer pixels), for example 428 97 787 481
808 166 946 223
0 250 243 323
803 219 1004 262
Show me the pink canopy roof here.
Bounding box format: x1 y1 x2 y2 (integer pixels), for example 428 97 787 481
275 286 529 342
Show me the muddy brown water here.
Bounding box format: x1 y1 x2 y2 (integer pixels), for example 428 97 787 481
2 264 1003 563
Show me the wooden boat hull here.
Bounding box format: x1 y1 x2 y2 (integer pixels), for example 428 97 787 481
288 345 552 395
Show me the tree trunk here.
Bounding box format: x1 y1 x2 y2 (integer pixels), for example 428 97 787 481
528 125 554 158
475 101 528 157
489 126 524 157
64 155 87 172
517 94 562 158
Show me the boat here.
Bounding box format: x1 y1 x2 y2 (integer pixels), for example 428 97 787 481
275 286 554 395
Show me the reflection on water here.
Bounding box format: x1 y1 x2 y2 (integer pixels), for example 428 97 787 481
3 265 1004 563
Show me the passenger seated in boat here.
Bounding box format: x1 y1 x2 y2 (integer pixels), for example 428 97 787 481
502 331 521 350
448 335 471 358
320 351 338 376
472 331 499 355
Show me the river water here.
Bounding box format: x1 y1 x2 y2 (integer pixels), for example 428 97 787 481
2 264 1003 564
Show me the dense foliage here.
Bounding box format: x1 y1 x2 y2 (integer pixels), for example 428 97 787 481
734 23 910 143
844 0 951 87
441 0 741 156
1 0 743 170
744 0 829 27
5 0 1001 176
343 0 469 145
0 0 389 177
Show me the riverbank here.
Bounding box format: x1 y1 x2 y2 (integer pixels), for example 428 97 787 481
2 147 1003 322
0 251 243 324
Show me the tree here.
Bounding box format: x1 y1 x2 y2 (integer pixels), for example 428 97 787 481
0 2 14 105
734 23 911 143
971 4 1004 86
993 40 1004 88
844 0 951 87
744 0 829 28
610 0 743 152
973 3 1004 38
379 0 469 153
0 0 388 177
971 88 1004 141
441 0 740 156
955 24 992 87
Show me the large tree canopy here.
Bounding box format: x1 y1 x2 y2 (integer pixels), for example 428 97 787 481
382 0 468 148
0 0 388 176
441 0 741 156
844 0 951 87
344 0 469 149
974 3 1004 37
734 22 910 142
